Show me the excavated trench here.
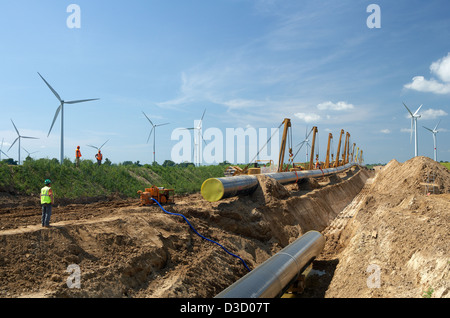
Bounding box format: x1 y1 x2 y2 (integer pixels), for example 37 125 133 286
1 166 374 298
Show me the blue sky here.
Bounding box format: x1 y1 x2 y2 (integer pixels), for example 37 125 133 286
0 0 449 165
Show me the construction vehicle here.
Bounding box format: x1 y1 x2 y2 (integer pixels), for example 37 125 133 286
334 129 344 168
308 126 318 170
277 118 293 172
138 186 175 206
350 143 356 163
324 133 333 168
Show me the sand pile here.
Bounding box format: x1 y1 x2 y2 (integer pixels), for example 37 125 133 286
372 156 450 195
313 157 450 298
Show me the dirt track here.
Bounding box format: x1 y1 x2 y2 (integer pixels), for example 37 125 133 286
0 157 448 298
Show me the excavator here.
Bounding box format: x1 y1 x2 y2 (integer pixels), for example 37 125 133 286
225 119 356 176
324 133 333 168
333 129 344 168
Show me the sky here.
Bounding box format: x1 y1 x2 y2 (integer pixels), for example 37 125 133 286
0 0 449 165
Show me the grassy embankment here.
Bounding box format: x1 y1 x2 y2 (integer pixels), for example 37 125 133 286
0 158 230 200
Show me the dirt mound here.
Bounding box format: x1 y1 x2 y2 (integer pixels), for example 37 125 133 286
372 156 450 195
307 158 450 298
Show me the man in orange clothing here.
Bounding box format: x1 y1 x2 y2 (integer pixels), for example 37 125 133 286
95 150 103 166
75 146 82 167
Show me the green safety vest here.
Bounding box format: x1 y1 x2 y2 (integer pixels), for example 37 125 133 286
41 186 52 204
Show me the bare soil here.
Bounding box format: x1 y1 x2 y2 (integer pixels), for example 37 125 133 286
0 156 448 298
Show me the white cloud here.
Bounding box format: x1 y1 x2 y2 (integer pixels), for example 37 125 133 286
404 53 450 94
420 109 448 120
401 128 412 133
430 53 450 83
317 101 355 111
404 76 450 94
380 129 391 134
294 112 321 123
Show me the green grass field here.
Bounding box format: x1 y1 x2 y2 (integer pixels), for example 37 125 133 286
441 162 450 170
0 158 230 199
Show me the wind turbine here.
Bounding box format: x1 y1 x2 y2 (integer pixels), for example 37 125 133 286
403 102 422 157
8 119 39 165
87 139 109 151
0 138 10 160
38 72 99 164
22 147 39 160
142 111 169 164
423 120 441 161
292 126 312 163
183 109 206 166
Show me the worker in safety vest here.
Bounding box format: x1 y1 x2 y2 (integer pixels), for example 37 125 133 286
75 146 82 167
95 150 103 166
40 179 54 227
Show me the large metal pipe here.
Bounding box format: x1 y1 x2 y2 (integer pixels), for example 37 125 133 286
215 231 325 298
202 163 358 202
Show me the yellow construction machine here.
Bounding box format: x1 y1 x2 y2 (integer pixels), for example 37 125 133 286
138 186 175 206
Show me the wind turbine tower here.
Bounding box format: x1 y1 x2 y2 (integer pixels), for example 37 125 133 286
403 102 422 157
38 72 99 164
142 111 169 164
423 120 441 161
183 109 206 166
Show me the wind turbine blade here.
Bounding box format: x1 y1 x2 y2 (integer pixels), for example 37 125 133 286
403 102 413 116
306 127 313 139
8 137 19 152
48 104 62 137
296 140 306 147
147 127 154 143
87 145 98 150
434 120 441 131
99 140 109 150
422 126 433 133
21 136 39 140
65 98 100 104
413 104 423 116
37 72 62 102
155 123 169 127
182 128 195 130
142 111 154 126
10 119 20 136
1 150 9 158
201 109 206 121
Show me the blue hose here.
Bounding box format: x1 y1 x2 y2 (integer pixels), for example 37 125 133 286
150 198 251 272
